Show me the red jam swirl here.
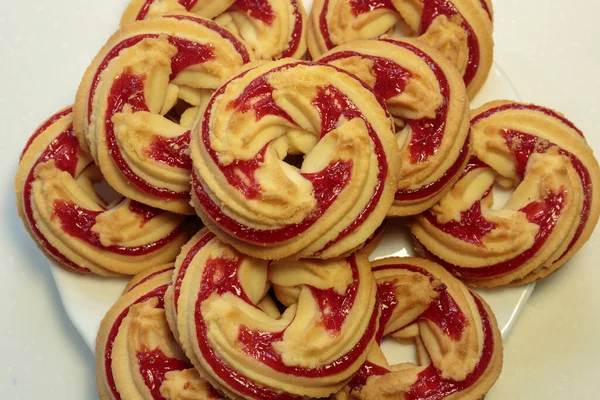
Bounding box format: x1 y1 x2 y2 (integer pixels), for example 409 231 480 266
420 189 567 279
127 266 175 293
310 256 360 334
136 0 199 21
310 82 389 252
318 0 336 50
20 107 72 160
22 125 88 273
144 131 192 170
394 132 470 201
106 71 190 199
173 231 216 312
405 295 494 399
420 0 481 88
471 103 584 137
425 199 496 247
355 264 479 395
198 62 388 245
87 17 250 197
105 286 168 400
230 0 275 25
137 347 190 400
192 253 378 399
52 200 184 256
104 36 216 199
280 0 304 58
348 361 390 392
193 160 352 244
432 105 591 277
380 39 451 164
478 0 492 20
373 264 467 341
349 0 395 16
163 15 252 64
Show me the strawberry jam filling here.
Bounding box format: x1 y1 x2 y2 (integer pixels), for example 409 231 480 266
353 264 492 397
22 124 88 273
192 254 377 399
88 16 250 199
196 62 388 245
420 0 480 88
422 105 590 279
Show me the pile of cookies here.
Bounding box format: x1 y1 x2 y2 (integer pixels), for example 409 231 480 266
14 0 600 399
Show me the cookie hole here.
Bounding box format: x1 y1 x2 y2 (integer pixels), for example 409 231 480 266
392 19 417 38
283 153 304 169
267 287 288 315
491 182 513 210
93 180 123 206
380 337 419 366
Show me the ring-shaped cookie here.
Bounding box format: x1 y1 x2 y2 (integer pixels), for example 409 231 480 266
171 230 379 399
74 14 253 214
96 264 222 399
121 0 307 60
338 257 502 400
190 59 400 259
308 0 493 97
15 108 192 276
319 38 471 216
410 101 600 287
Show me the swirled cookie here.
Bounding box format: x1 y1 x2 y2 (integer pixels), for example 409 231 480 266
411 101 600 287
190 59 400 260
15 108 192 276
74 14 253 214
337 257 502 400
170 231 379 399
121 0 307 60
97 264 223 399
308 0 493 97
320 39 470 216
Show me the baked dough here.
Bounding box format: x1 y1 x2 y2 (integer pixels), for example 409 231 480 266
74 14 253 214
190 59 400 259
336 257 503 400
121 0 308 60
15 107 193 276
320 38 471 216
411 101 600 287
96 264 223 399
308 0 493 97
171 230 379 399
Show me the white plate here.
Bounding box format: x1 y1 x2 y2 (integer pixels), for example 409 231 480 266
50 57 533 354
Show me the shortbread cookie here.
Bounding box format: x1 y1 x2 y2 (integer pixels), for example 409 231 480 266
96 265 222 399
320 38 470 216
74 14 253 214
339 257 503 400
411 101 600 287
15 108 193 276
308 0 493 97
121 0 307 60
190 59 400 259
171 231 379 399
191 60 399 259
